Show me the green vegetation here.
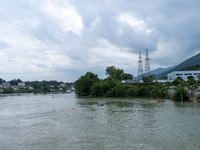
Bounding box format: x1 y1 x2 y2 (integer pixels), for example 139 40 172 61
172 76 184 86
0 78 5 84
142 74 155 82
0 78 75 94
75 66 134 97
10 79 22 85
3 88 14 94
75 66 196 102
75 71 170 98
180 64 200 71
75 72 99 96
105 66 133 80
173 87 189 102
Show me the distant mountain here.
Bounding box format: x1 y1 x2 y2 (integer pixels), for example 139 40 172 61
152 65 176 75
156 53 200 79
137 65 175 79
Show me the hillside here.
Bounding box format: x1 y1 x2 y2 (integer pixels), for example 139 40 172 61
152 65 176 75
156 53 200 79
180 64 200 71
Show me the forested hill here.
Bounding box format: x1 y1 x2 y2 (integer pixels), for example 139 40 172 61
180 64 200 71
157 53 200 79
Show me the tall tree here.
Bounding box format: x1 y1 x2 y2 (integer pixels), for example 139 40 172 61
142 74 155 82
111 69 124 80
122 73 133 80
75 72 99 96
105 66 116 76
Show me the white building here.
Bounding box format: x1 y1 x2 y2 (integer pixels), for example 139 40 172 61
60 84 66 88
18 82 25 87
167 71 200 81
2 82 10 88
71 85 75 91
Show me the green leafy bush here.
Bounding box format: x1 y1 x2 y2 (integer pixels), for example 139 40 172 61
105 90 114 97
172 87 189 101
138 85 147 96
91 82 103 97
3 88 14 94
75 72 99 96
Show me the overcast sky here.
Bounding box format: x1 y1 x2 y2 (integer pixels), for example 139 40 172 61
0 0 200 82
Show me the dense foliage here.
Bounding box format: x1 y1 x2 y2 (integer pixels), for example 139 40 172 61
142 74 155 82
3 88 14 94
75 72 99 96
75 67 171 98
10 79 22 85
172 76 184 86
105 66 133 80
0 78 5 84
76 67 135 97
75 66 200 101
172 87 189 102
0 77 75 94
180 64 200 71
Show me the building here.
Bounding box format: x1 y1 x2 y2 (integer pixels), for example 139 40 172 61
121 79 137 83
71 85 75 91
50 85 54 88
2 82 10 88
18 82 25 87
60 84 66 88
167 71 200 81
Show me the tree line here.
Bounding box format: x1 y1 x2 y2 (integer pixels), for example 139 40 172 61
180 64 200 71
75 66 199 102
0 78 75 94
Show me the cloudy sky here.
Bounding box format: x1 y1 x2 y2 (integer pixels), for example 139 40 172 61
0 0 200 82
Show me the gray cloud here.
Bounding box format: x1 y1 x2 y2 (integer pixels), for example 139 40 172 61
0 0 200 82
0 41 11 49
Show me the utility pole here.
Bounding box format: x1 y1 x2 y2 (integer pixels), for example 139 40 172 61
138 52 143 82
145 49 151 76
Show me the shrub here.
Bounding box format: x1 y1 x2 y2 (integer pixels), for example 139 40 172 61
138 85 147 96
113 84 125 97
126 87 136 96
91 82 103 97
105 90 114 97
172 87 189 102
3 88 14 94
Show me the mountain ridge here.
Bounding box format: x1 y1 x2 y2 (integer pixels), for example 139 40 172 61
156 53 200 79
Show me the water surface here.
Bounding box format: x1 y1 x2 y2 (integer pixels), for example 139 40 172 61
0 92 200 150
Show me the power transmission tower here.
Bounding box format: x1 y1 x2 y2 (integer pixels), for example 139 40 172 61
137 52 143 82
145 49 151 76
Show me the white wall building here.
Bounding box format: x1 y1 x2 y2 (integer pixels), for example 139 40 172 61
2 82 10 88
18 82 25 87
167 71 200 81
60 84 66 88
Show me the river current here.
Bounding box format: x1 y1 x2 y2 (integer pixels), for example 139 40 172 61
0 92 200 150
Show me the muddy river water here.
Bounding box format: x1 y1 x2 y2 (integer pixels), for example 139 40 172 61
0 92 200 150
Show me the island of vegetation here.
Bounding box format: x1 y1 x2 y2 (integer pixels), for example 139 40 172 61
75 66 200 102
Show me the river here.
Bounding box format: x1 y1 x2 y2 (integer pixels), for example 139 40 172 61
0 92 200 150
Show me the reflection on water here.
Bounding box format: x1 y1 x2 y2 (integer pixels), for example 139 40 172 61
0 92 200 150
